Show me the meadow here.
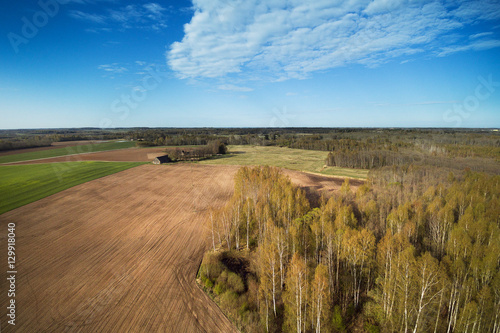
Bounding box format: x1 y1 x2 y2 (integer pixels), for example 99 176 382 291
0 140 136 164
198 145 368 179
0 161 144 214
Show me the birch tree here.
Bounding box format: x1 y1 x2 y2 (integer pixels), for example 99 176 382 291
284 253 308 333
412 252 442 333
310 264 329 333
259 223 280 318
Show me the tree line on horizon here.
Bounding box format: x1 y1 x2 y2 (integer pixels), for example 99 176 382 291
1 127 498 177
1 128 498 156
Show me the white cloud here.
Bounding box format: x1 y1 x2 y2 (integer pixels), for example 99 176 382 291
69 3 167 31
364 0 407 15
98 61 168 80
470 32 494 39
217 84 254 92
451 0 500 22
69 10 106 24
64 0 118 3
371 100 460 107
133 86 147 93
143 3 166 16
168 0 500 80
437 39 500 57
61 0 86 4
98 63 128 73
86 27 112 33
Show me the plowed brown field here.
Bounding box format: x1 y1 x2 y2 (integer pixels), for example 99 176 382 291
5 147 166 164
0 164 239 332
0 163 358 332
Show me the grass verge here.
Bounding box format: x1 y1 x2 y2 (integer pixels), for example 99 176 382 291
0 161 145 214
198 145 368 179
0 141 136 164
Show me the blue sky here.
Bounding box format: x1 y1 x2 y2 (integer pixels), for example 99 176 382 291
1 0 499 129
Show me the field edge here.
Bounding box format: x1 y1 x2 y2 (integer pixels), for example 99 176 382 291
0 161 146 215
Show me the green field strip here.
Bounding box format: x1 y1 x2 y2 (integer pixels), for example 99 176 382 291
0 161 145 215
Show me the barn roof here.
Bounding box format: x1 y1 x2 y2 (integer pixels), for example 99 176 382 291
154 155 171 163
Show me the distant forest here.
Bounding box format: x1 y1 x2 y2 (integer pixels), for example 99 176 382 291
1 127 498 174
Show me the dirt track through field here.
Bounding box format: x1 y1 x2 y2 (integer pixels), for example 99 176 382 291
0 164 239 332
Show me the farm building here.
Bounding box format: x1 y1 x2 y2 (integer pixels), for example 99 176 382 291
153 155 172 164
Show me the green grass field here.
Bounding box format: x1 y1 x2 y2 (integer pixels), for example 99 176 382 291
0 161 144 215
0 141 136 164
198 145 368 179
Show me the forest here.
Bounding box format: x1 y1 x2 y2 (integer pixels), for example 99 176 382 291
1 128 498 174
162 140 227 161
198 165 499 333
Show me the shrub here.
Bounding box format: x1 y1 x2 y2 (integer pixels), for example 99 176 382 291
214 282 226 295
217 270 228 285
364 323 380 333
363 300 384 326
239 301 250 316
220 290 239 313
247 276 259 309
204 277 214 289
249 238 257 249
208 140 227 155
200 251 224 280
199 271 212 288
332 305 346 332
240 311 261 333
227 272 245 294
136 141 155 147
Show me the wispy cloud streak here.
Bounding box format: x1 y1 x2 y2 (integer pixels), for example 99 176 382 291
69 2 168 31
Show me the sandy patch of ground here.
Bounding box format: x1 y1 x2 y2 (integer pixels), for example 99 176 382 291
284 169 363 205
